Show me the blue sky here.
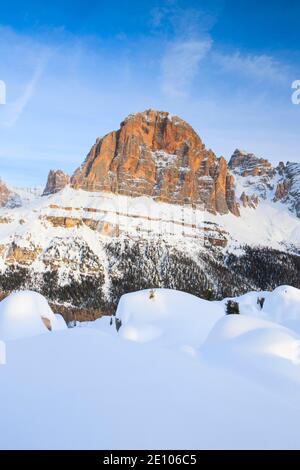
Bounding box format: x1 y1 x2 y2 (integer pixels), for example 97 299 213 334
0 0 299 186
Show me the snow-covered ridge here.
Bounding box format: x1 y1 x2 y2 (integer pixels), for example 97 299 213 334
0 182 298 316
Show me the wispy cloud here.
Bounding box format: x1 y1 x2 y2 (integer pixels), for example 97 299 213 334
0 27 52 129
161 38 212 97
154 3 214 97
150 2 219 36
213 51 287 83
3 60 45 128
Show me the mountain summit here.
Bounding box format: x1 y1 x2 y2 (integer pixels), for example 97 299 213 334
71 109 240 216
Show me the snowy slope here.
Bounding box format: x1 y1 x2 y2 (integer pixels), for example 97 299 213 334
0 185 299 254
0 182 298 314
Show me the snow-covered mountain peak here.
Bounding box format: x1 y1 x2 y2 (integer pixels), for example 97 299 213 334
229 149 300 218
229 149 275 177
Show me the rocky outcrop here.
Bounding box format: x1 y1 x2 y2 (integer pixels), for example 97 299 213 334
226 174 239 215
5 242 42 266
0 179 21 208
274 162 300 217
43 170 70 196
240 192 259 209
229 149 276 200
229 149 274 178
71 110 240 216
0 179 12 207
274 180 290 201
229 149 300 218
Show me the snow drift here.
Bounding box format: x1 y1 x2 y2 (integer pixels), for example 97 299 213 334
224 285 300 333
116 288 224 348
204 314 300 364
1 285 300 449
0 290 66 341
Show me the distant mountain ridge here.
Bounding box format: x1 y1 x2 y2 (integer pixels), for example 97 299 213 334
229 148 300 217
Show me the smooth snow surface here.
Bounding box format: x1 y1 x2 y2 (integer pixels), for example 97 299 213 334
263 286 300 333
2 287 300 449
116 288 223 348
204 314 300 366
0 291 61 341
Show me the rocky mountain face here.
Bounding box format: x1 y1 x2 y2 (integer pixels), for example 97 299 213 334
0 179 21 208
229 149 300 218
229 149 276 201
274 162 300 217
43 170 70 196
229 149 275 178
0 110 299 320
71 110 240 216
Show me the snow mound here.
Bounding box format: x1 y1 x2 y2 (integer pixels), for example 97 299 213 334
3 287 300 449
116 288 224 348
225 285 300 333
0 340 5 364
204 314 300 365
0 291 62 341
263 286 300 332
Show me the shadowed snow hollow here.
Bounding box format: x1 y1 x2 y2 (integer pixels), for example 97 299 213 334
116 288 224 349
0 290 66 341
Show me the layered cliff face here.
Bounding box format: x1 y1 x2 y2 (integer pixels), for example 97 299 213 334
71 110 240 216
43 170 70 196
